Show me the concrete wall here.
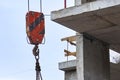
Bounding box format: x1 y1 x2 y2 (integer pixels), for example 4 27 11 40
65 70 77 80
59 59 120 80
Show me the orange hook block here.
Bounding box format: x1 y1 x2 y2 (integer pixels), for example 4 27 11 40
26 11 45 45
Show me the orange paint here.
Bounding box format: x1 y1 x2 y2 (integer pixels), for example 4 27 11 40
26 11 45 45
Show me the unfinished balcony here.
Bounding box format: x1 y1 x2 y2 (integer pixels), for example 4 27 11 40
51 0 120 53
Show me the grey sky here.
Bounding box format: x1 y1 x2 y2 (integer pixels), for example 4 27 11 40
0 0 120 80
0 0 75 80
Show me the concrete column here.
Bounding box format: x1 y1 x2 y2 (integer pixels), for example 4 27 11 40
75 0 96 6
76 33 110 80
75 0 82 6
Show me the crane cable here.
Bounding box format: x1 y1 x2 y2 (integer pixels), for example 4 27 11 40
27 0 43 80
40 0 42 12
28 0 42 12
28 0 29 11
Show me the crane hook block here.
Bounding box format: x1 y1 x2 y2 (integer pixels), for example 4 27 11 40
26 11 45 45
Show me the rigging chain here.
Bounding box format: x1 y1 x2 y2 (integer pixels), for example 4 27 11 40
33 45 43 80
27 0 43 80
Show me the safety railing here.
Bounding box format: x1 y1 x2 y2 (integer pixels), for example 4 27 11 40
64 0 75 8
61 35 76 61
64 0 66 8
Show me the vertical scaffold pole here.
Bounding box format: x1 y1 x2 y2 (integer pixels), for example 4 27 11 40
64 0 66 8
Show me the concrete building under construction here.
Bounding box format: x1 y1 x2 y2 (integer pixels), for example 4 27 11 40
51 0 120 80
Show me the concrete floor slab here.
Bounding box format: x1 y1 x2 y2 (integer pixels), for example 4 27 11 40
59 60 120 80
51 0 120 53
59 60 76 71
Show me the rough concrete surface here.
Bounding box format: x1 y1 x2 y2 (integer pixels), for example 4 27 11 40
59 60 120 80
51 0 120 53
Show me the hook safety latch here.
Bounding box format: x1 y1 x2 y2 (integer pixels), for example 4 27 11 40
33 45 39 60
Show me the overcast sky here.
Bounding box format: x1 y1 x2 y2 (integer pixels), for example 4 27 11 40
0 0 76 80
0 0 120 80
